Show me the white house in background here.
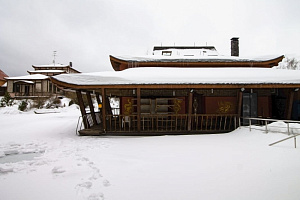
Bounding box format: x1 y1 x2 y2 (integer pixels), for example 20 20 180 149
5 62 80 98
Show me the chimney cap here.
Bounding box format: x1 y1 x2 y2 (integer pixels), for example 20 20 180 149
231 37 239 40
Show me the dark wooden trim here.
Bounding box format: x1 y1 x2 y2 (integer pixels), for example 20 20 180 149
237 91 243 117
76 90 89 129
188 91 193 131
101 88 106 131
86 91 97 126
95 92 101 106
137 88 141 132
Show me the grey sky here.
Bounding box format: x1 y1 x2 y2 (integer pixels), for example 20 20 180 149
1 0 300 76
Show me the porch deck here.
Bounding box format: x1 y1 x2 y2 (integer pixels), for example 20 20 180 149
78 113 238 136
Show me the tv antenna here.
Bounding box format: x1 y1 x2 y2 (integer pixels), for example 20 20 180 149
53 51 57 66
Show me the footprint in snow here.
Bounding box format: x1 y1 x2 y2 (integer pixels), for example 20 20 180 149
103 179 110 187
51 166 66 174
87 193 104 200
77 181 93 189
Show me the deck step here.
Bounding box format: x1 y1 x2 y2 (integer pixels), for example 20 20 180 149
78 129 104 136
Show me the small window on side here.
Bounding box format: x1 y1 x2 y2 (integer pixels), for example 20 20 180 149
162 51 172 56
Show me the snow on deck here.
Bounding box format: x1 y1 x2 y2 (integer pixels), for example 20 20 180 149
53 67 300 86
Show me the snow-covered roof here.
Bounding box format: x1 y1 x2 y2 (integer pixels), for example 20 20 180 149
5 74 49 80
28 70 65 73
14 80 34 84
112 54 283 63
52 67 300 87
32 64 69 68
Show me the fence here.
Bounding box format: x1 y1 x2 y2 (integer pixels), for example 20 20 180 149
105 114 238 133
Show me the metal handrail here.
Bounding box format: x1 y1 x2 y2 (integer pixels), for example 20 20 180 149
240 117 300 134
269 133 300 148
76 116 84 135
239 117 300 148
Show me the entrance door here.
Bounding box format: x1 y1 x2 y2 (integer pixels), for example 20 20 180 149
24 85 30 96
242 93 257 125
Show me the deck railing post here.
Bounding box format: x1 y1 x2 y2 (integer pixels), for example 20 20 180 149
76 90 89 129
265 120 268 133
287 123 290 135
249 119 251 131
234 116 237 129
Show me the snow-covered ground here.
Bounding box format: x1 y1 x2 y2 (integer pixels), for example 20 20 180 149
1 104 300 200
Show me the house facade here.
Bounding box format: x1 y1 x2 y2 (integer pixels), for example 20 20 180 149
6 62 80 98
50 38 299 136
0 69 8 95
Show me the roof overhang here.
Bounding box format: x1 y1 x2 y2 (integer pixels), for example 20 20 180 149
50 67 300 91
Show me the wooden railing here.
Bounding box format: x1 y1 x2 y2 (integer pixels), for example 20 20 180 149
12 92 59 98
104 114 238 133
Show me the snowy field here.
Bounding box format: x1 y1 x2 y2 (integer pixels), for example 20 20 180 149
1 103 300 200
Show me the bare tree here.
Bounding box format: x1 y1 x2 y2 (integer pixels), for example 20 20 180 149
286 57 299 70
277 57 299 70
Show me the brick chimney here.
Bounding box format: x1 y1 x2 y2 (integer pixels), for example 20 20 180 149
69 62 72 67
231 37 239 57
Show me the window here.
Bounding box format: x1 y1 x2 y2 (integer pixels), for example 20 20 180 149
13 83 20 92
162 51 172 56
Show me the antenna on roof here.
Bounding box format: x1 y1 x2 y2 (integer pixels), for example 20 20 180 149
53 51 57 66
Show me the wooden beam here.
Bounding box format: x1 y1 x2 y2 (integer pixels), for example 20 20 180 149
76 90 89 129
86 91 97 126
137 88 141 132
188 91 193 131
101 88 107 131
95 92 101 106
237 91 243 117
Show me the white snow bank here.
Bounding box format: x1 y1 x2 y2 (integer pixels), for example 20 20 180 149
0 105 300 200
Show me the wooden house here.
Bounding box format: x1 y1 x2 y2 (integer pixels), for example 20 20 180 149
0 69 8 87
0 69 8 96
50 39 300 136
5 62 80 98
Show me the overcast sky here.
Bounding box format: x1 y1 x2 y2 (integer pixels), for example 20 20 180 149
1 0 300 76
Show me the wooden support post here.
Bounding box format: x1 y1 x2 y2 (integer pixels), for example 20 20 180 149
76 90 89 129
86 91 97 126
137 88 141 132
237 91 243 118
101 88 107 131
188 91 193 131
286 89 295 120
95 92 102 108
